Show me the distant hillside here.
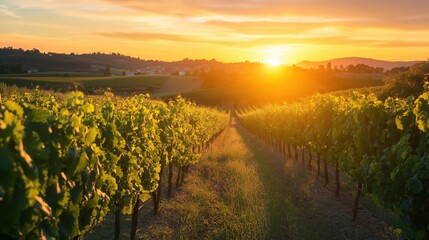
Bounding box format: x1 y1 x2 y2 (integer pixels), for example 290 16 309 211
0 47 225 73
296 57 420 70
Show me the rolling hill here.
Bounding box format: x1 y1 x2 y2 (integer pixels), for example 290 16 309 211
296 57 420 70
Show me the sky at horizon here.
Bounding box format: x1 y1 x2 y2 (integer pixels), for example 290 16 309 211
1 0 429 64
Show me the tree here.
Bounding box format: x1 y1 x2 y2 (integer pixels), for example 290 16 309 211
15 62 23 73
333 65 339 72
104 64 112 76
384 61 429 97
326 62 332 72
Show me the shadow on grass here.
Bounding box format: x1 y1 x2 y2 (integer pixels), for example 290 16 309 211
234 119 401 240
234 122 330 240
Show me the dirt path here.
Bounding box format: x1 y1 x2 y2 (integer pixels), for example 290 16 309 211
234 119 397 240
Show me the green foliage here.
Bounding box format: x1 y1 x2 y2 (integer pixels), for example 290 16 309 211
0 90 228 239
238 85 429 238
104 64 111 76
384 61 429 98
0 74 176 94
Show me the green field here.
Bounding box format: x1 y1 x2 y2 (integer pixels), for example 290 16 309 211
159 87 234 105
0 72 102 77
78 75 170 88
329 85 388 97
160 73 385 106
0 74 196 93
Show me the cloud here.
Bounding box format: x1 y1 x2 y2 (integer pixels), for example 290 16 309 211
95 31 239 47
97 31 422 49
207 20 340 35
92 0 429 33
246 36 379 47
4 0 429 62
6 0 96 9
8 0 429 32
97 32 193 42
98 0 429 19
0 5 22 18
377 40 429 48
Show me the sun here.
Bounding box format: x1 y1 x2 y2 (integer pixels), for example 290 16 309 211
265 58 282 67
261 46 289 67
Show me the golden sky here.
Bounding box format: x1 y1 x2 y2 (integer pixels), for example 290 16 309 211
1 0 429 64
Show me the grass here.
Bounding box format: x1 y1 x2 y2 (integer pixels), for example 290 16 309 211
234 122 405 240
331 72 384 80
160 87 234 105
162 72 384 106
77 75 170 88
0 75 197 92
139 126 269 239
328 85 388 97
84 124 269 240
234 125 327 239
0 72 102 77
85 118 402 240
0 74 169 84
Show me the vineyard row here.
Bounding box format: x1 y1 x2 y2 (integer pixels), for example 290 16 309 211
238 84 429 238
0 91 229 239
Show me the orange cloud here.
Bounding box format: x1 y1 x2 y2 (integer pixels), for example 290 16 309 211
97 0 429 20
2 0 429 63
97 31 421 49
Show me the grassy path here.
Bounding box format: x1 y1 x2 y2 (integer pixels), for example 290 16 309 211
86 118 398 239
235 120 333 239
137 120 269 239
235 119 398 240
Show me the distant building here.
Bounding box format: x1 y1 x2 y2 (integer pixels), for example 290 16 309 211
132 66 165 75
27 68 39 73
